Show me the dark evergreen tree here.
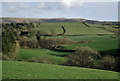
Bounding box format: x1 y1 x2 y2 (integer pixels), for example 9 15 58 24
2 26 18 60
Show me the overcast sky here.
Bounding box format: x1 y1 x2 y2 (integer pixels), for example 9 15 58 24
2 2 118 21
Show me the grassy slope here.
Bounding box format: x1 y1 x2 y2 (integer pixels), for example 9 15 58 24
46 35 115 41
60 39 118 54
52 35 118 52
2 61 118 79
35 22 113 35
66 39 117 50
17 49 70 64
46 35 118 54
17 35 118 65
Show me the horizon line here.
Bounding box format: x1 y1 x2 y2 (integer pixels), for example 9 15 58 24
1 16 118 22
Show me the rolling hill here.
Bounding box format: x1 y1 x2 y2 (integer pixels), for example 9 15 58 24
0 17 118 25
2 61 118 79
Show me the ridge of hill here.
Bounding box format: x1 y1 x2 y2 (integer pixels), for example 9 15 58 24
0 17 118 25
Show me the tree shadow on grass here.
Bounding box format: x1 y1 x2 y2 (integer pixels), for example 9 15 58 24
46 49 72 57
99 49 119 57
48 54 69 57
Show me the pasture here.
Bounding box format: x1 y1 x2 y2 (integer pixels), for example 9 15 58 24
44 35 118 55
17 49 69 64
2 21 119 79
35 22 114 35
2 61 118 79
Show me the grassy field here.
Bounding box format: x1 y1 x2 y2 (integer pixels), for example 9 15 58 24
2 21 119 79
59 38 118 53
46 34 116 41
17 35 118 65
2 61 118 79
46 35 118 54
35 22 114 35
17 49 70 64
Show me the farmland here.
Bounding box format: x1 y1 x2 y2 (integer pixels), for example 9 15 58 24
2 18 119 79
35 22 114 35
2 61 118 79
17 49 69 64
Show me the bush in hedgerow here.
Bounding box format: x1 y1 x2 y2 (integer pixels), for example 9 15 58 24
100 55 116 70
64 46 100 68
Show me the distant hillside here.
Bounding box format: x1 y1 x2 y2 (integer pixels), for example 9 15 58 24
0 17 41 23
0 17 118 25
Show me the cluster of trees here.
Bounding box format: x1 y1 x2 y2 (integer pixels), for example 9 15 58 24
2 22 119 72
2 22 40 38
64 46 119 72
2 22 40 60
2 26 19 60
37 29 57 36
19 35 76 49
19 37 39 49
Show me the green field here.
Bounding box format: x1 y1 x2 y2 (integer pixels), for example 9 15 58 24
17 35 118 65
45 35 118 54
59 38 118 53
17 49 69 64
2 21 119 79
46 35 116 41
2 61 118 79
35 22 114 35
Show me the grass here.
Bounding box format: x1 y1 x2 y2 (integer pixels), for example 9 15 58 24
46 35 116 41
2 22 119 79
59 39 118 54
46 35 118 54
17 35 118 65
35 22 114 35
17 49 70 64
2 61 118 79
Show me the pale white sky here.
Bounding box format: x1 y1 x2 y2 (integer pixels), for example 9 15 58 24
1 0 119 21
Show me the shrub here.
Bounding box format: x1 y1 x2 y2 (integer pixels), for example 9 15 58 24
19 38 39 49
115 56 120 71
64 46 100 68
2 54 10 60
39 37 58 49
2 42 20 60
94 62 104 69
28 39 39 48
100 55 116 70
55 39 64 45
27 57 57 64
9 42 20 60
37 57 51 64
19 37 29 48
38 37 76 49
63 38 76 44
28 57 38 62
37 57 57 64
54 38 76 45
27 31 36 38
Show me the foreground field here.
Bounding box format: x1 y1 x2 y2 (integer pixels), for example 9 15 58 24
2 61 118 79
